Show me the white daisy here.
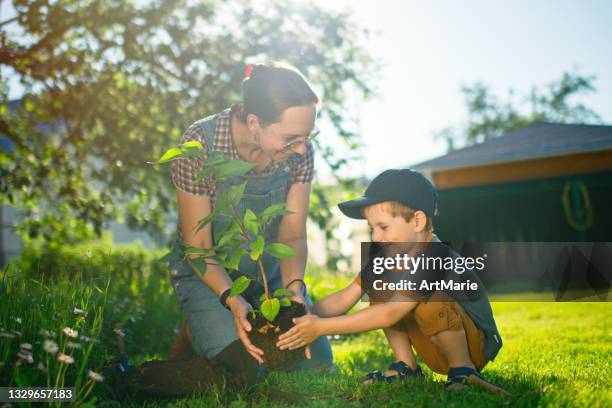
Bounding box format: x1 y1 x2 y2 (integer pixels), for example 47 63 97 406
63 327 78 338
17 351 33 364
20 343 32 351
66 341 81 350
87 370 104 382
57 353 74 364
43 340 59 355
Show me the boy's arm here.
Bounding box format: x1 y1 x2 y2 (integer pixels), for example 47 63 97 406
311 281 362 317
277 296 418 350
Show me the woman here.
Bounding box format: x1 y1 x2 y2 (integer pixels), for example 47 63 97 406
167 62 333 382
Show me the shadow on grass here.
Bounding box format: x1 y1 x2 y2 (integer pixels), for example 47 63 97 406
91 355 568 408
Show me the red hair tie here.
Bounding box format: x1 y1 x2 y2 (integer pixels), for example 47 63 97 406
244 64 254 79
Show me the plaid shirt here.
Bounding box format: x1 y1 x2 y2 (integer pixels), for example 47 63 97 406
171 105 315 204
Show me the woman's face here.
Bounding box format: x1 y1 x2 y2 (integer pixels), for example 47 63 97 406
253 104 317 163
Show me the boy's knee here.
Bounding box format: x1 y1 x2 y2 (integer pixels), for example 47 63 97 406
413 301 463 336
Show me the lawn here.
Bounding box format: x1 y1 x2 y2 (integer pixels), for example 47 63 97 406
155 302 610 408
1 246 610 407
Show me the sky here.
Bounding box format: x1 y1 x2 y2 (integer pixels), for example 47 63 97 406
315 0 612 178
2 0 611 180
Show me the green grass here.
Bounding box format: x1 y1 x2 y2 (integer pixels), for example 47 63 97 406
148 302 609 408
1 248 610 407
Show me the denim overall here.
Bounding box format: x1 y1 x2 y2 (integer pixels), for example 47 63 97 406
168 114 333 370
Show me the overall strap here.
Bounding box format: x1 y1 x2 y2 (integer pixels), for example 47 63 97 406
201 115 218 151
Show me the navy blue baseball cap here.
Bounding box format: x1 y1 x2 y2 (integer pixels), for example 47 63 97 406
338 169 438 219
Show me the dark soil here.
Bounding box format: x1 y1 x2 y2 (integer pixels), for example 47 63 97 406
103 356 218 401
103 353 258 402
247 301 307 371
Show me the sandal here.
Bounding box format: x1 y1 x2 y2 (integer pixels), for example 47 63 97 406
445 367 512 397
363 361 423 383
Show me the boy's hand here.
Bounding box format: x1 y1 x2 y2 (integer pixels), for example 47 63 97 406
276 315 322 351
286 293 313 359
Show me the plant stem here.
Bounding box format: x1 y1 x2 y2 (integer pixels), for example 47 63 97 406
257 259 270 300
228 203 270 299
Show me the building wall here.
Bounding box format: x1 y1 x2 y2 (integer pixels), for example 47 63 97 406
433 170 612 242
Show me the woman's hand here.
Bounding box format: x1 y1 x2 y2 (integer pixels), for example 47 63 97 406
227 295 265 364
276 314 322 351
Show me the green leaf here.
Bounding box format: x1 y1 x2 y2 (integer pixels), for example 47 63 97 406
230 275 251 297
188 257 207 276
213 219 233 241
279 297 292 307
265 243 297 259
194 166 217 184
157 147 184 164
213 189 233 215
217 221 241 247
194 211 216 233
262 203 293 223
222 249 246 271
184 246 213 256
159 248 183 263
182 140 204 149
259 293 267 302
213 250 228 261
215 160 256 178
207 151 227 163
183 145 206 160
244 209 259 236
228 181 248 204
249 236 265 261
261 298 280 321
273 288 295 298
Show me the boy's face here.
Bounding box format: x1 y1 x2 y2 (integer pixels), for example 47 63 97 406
364 202 427 256
364 202 418 242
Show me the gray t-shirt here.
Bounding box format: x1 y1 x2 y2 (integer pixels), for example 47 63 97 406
429 234 503 361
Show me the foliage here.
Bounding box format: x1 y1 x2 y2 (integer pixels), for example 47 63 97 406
0 0 376 245
157 141 296 321
0 241 181 404
2 245 610 406
436 71 603 150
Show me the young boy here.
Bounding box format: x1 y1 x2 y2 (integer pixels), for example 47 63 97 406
276 169 509 395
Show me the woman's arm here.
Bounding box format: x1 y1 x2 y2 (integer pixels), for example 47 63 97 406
176 189 264 363
311 281 362 317
177 189 233 294
276 182 311 298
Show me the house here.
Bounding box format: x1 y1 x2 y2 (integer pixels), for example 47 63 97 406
413 122 612 242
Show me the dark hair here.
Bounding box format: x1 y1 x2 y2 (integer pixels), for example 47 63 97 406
238 62 319 125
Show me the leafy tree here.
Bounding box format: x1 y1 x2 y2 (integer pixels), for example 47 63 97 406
0 0 375 246
435 71 603 151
